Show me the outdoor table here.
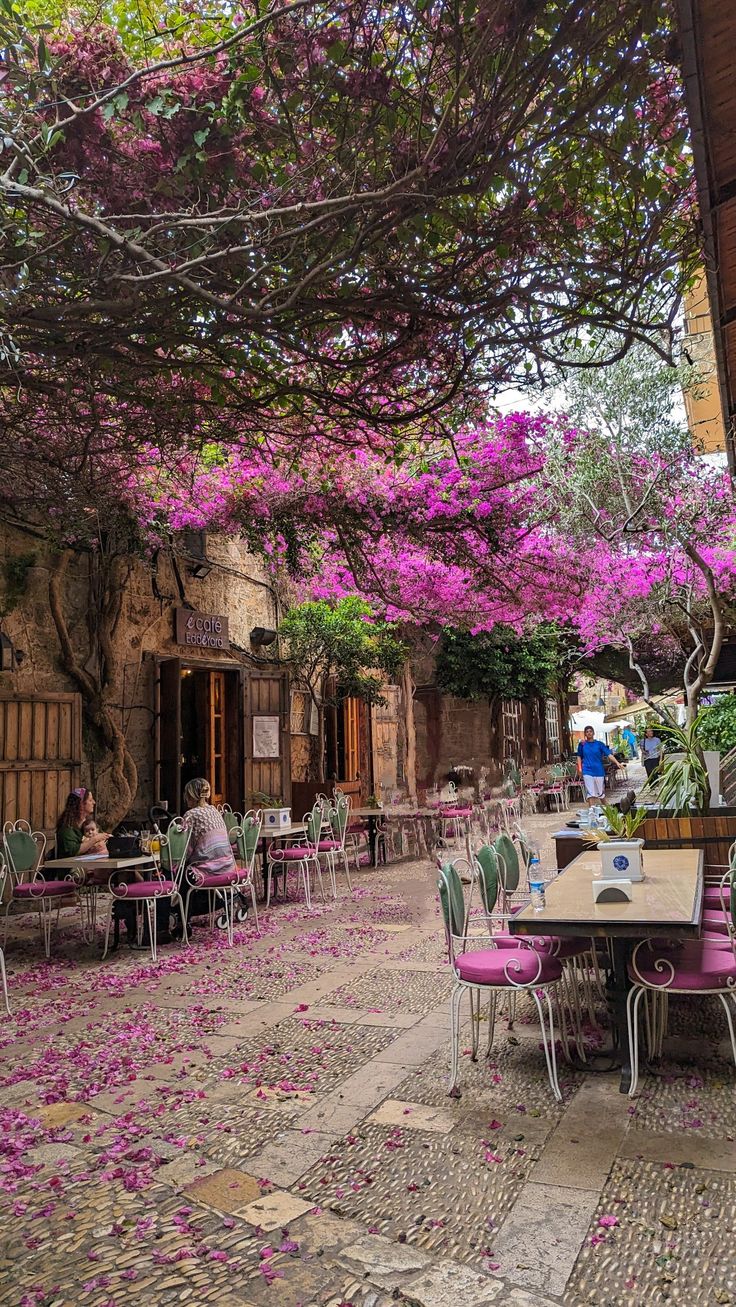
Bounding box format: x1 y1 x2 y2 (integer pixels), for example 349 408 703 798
44 853 156 943
508 847 704 1093
351 806 439 865
552 827 595 871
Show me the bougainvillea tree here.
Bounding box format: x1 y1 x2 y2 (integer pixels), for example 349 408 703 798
0 0 694 460
540 426 736 723
0 0 704 812
157 407 736 728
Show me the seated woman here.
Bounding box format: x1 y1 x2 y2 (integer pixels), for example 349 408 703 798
181 777 236 878
55 789 110 857
178 778 237 930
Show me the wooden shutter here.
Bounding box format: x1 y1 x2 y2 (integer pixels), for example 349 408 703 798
157 657 181 813
0 691 82 835
246 670 291 806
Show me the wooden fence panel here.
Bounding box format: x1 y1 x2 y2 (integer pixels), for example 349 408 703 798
642 813 736 876
0 693 82 834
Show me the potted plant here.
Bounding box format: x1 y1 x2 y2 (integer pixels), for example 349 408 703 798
641 718 710 815
583 802 647 881
251 793 292 829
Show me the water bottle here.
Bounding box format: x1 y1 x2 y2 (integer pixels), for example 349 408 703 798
528 847 545 912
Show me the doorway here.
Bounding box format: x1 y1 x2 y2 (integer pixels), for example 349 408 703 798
158 659 243 813
325 695 371 804
180 667 228 804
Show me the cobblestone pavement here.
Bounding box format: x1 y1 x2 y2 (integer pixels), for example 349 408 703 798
2 808 735 1307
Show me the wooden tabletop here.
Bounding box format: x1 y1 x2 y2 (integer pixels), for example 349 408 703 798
351 806 441 818
510 848 704 940
45 854 154 872
260 824 306 841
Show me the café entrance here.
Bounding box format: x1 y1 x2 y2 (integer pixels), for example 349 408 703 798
179 666 230 805
155 658 290 815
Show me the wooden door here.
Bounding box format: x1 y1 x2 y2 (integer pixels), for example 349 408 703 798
157 657 182 813
245 671 291 806
208 670 226 805
342 697 361 783
0 691 82 834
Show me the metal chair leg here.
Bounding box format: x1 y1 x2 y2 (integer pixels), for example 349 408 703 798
146 898 157 963
448 984 463 1097
0 947 9 1015
533 987 563 1102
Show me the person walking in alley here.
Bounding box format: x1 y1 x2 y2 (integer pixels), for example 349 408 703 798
641 726 663 779
577 725 625 804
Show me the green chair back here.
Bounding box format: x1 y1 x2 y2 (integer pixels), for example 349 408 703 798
306 803 323 847
235 811 262 864
494 833 520 893
4 828 42 878
437 862 466 944
475 844 499 915
221 808 241 834
159 820 190 877
330 797 350 839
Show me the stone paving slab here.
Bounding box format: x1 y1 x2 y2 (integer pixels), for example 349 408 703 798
320 969 453 1016
565 1157 736 1306
296 1121 538 1269
489 1180 600 1296
3 817 736 1307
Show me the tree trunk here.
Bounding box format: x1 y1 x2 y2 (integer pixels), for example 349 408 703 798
48 549 138 828
401 661 417 800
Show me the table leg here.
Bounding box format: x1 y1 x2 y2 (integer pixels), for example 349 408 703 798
608 937 634 1094
260 840 269 903
368 816 379 867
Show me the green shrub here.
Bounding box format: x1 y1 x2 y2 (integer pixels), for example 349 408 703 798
696 696 736 755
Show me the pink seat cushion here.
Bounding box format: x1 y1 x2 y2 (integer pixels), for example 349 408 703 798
492 933 589 959
112 879 174 898
190 870 241 888
701 910 730 935
14 880 73 898
442 807 472 818
630 939 736 990
318 840 340 851
269 847 313 861
703 886 731 908
454 948 563 986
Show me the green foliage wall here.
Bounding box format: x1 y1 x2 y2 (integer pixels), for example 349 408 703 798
696 696 736 755
279 597 405 705
436 626 563 702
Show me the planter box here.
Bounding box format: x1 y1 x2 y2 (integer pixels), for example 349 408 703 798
641 810 736 876
599 839 644 882
263 808 291 830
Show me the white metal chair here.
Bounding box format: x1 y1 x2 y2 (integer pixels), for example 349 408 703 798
231 809 263 934
103 820 190 962
318 795 353 895
438 860 563 1101
267 803 325 909
2 821 73 959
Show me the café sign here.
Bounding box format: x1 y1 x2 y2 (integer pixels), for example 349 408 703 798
175 608 230 651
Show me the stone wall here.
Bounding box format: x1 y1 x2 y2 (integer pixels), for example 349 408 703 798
0 528 278 823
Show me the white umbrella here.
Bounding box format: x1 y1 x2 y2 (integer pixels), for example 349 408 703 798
570 710 617 738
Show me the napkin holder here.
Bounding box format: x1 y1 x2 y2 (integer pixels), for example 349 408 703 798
592 878 633 904
599 839 644 883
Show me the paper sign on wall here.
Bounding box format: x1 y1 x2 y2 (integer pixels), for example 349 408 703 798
253 715 280 758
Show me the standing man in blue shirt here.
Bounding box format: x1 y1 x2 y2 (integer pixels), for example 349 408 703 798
622 726 638 760
577 726 624 804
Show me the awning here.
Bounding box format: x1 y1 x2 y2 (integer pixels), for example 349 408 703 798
603 691 680 724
